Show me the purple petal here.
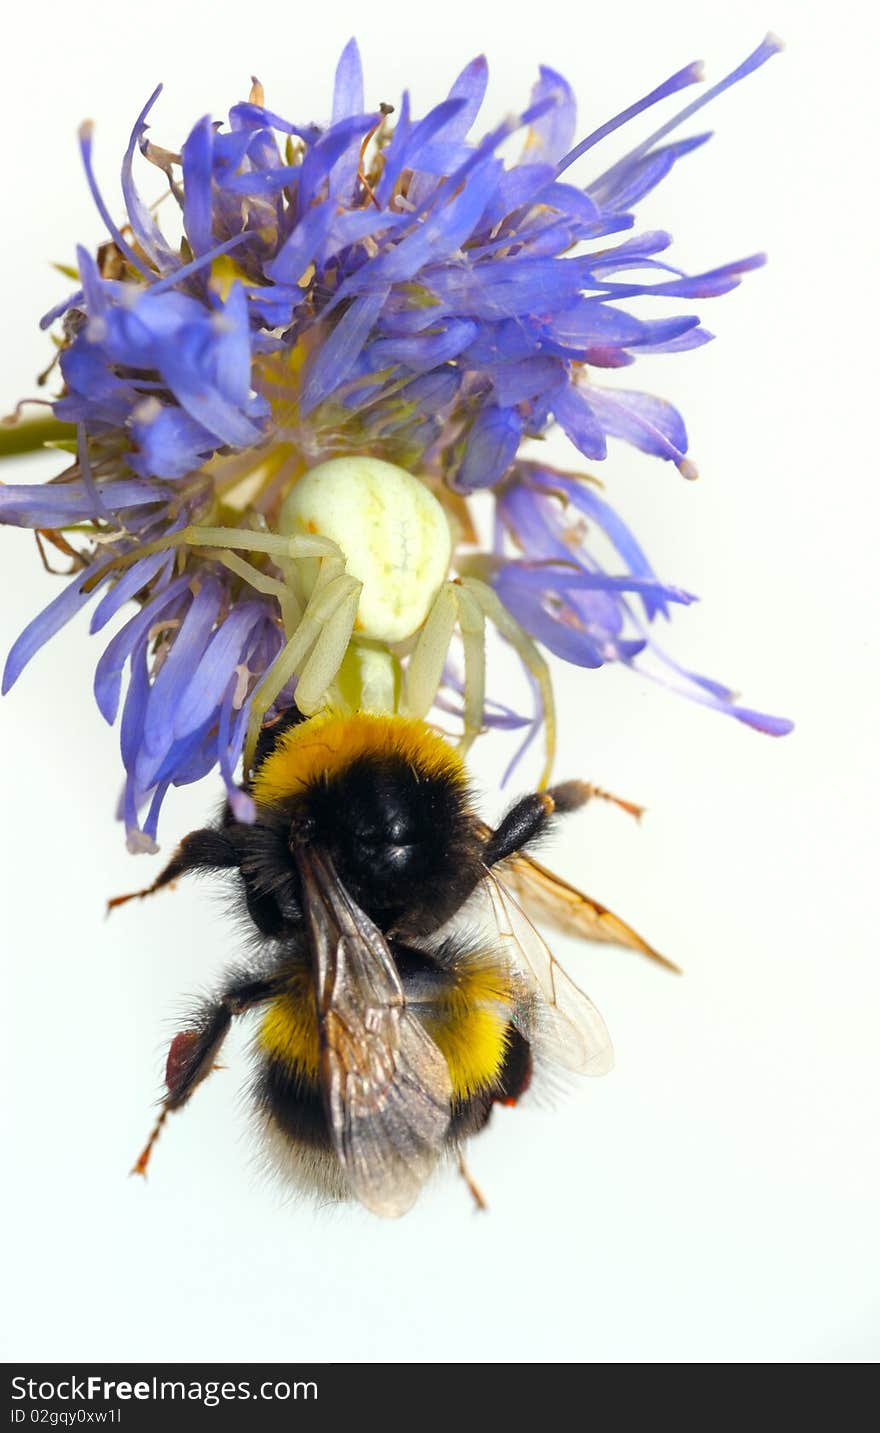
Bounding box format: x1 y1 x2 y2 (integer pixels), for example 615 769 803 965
332 39 364 121
298 114 376 213
158 313 264 448
635 648 794 736
542 300 646 352
552 385 607 461
172 601 264 736
181 116 215 255
455 406 523 491
523 66 577 165
121 87 179 271
93 575 191 723
368 319 477 373
443 56 489 140
264 202 336 285
495 561 693 605
589 133 711 212
494 572 605 668
140 579 223 766
556 61 704 176
527 465 666 612
40 288 85 332
597 35 782 186
78 122 151 278
128 402 218 479
3 570 102 693
490 356 564 407
585 386 688 465
120 638 151 774
0 478 168 528
218 678 256 822
300 290 389 414
90 546 180 633
642 326 714 355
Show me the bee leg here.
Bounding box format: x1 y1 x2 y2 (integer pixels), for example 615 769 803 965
548 778 644 822
456 1148 488 1213
131 973 282 1177
483 781 645 870
483 792 556 867
106 828 240 913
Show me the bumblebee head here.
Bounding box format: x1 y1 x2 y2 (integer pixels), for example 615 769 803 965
250 712 484 932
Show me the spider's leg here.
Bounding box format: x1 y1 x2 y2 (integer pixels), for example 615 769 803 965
243 572 362 770
455 583 486 755
401 581 459 720
461 576 556 788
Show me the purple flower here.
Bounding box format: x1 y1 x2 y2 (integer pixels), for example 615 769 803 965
0 37 790 846
494 463 793 738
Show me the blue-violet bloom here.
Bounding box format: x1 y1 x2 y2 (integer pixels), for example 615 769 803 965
0 36 791 849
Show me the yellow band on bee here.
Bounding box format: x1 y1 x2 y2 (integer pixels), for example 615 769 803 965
258 955 515 1103
258 973 320 1080
251 711 467 807
422 1005 511 1102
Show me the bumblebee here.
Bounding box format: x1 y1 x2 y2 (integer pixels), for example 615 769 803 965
117 710 672 1217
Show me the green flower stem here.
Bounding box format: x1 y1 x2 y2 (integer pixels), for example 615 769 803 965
0 415 76 460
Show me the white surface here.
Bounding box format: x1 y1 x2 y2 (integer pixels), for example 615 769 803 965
1 0 876 1365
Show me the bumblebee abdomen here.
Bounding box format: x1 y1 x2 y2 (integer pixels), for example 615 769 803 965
253 978 335 1198
252 943 531 1199
405 951 519 1103
258 1056 326 1149
257 972 319 1080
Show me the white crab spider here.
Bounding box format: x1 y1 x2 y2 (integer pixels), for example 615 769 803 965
107 456 555 779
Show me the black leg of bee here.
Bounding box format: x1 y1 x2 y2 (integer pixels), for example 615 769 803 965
131 973 283 1177
252 704 306 773
107 828 240 913
483 778 645 868
165 976 281 1109
483 792 556 867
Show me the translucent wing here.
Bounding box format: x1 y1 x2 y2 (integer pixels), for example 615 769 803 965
493 847 679 974
297 845 452 1218
484 869 614 1077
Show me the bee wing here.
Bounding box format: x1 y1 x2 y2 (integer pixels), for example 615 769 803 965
484 869 614 1077
297 845 452 1218
489 842 679 974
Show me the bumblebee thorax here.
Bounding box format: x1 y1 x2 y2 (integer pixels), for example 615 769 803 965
251 712 483 931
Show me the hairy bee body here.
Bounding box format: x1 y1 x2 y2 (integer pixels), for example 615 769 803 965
127 708 637 1216
229 711 538 1202
252 936 534 1202
236 707 485 940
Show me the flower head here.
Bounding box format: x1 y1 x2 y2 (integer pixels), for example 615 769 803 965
493 462 792 733
0 36 790 849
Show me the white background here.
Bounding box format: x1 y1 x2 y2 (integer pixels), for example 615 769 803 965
1 0 876 1365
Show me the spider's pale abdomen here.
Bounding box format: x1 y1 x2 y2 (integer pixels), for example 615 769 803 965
279 455 452 643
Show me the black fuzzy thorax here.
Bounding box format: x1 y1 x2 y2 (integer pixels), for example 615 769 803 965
221 721 484 942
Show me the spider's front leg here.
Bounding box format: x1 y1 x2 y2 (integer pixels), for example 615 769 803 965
461 577 556 788
106 521 360 773
242 568 363 771
402 580 486 753
402 576 557 785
